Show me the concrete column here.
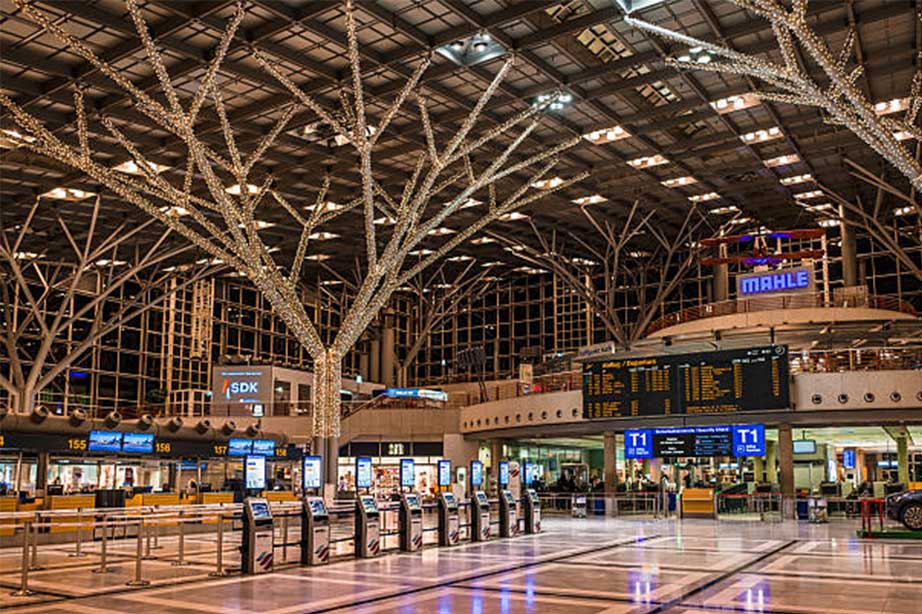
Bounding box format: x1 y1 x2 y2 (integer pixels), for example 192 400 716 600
325 436 340 498
753 456 764 483
897 436 910 486
370 338 381 384
839 206 859 287
381 313 396 387
35 452 48 492
359 351 370 382
641 458 651 479
778 424 794 518
713 244 730 302
603 431 617 493
765 440 778 484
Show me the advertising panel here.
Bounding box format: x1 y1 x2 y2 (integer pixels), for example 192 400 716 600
245 455 266 490
438 460 452 487
356 456 373 489
470 460 483 487
400 458 415 488
302 456 322 489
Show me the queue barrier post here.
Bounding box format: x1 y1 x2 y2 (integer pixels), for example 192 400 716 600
70 508 88 558
11 521 34 597
282 513 289 563
172 509 187 566
29 512 44 571
127 519 150 587
209 512 227 577
93 516 113 574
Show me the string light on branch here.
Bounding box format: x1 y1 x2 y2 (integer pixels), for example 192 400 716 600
41 187 95 201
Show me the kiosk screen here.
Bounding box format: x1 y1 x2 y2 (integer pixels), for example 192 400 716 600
499 461 509 486
438 460 451 487
360 495 378 513
443 493 455 506
356 457 373 489
309 499 327 516
476 491 488 505
470 460 483 487
400 458 415 488
245 455 266 490
302 456 322 489
503 491 516 504
250 500 271 520
404 494 419 508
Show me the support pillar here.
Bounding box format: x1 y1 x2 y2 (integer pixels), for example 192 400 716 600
603 431 617 493
35 453 48 494
753 455 765 483
381 312 396 387
778 425 794 519
840 206 859 287
359 351 370 382
713 244 730 302
765 440 778 484
897 436 910 486
370 338 381 384
325 436 339 496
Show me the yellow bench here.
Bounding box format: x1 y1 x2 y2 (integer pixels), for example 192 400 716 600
681 488 716 519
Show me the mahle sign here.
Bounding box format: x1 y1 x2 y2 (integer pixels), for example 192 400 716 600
736 266 814 297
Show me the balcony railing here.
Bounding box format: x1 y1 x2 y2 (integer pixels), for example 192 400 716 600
646 291 917 335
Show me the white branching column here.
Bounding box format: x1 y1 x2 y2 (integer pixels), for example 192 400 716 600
627 0 922 201
0 1 586 471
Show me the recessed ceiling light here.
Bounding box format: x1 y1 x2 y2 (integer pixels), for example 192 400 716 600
763 154 801 167
308 231 339 240
471 236 496 245
709 205 739 215
41 187 95 201
532 177 564 190
740 126 782 144
427 227 456 236
874 97 909 115
305 254 331 261
582 125 630 144
627 154 668 169
114 160 169 175
661 176 697 188
794 190 822 200
780 173 813 186
306 201 343 212
447 254 474 262
409 248 434 256
688 192 720 203
710 93 759 114
571 194 607 206
498 211 529 222
225 183 258 196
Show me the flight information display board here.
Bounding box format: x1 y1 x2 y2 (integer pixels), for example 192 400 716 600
625 424 766 458
583 346 789 419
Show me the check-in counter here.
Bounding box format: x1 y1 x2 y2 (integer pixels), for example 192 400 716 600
0 497 16 535
47 494 95 533
139 493 181 526
201 492 234 505
263 491 297 503
681 488 716 519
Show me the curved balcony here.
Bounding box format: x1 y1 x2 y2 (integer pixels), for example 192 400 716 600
646 292 918 338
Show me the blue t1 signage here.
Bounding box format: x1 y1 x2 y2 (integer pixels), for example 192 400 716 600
731 424 765 456
625 429 654 458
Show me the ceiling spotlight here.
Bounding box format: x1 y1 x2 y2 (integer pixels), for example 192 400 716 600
451 41 465 50
473 41 488 52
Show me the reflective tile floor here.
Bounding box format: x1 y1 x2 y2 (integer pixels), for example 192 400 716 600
2 516 922 613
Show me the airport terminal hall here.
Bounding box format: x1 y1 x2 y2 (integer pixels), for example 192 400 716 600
3 0 922 613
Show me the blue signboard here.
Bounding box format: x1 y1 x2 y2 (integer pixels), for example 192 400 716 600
88 431 123 453
842 449 856 469
400 458 415 488
524 462 535 486
252 439 275 456
470 460 483 487
625 429 654 459
382 388 448 402
438 460 452 487
122 432 154 454
228 438 253 456
732 424 765 456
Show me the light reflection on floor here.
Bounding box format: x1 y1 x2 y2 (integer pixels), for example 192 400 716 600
2 516 921 613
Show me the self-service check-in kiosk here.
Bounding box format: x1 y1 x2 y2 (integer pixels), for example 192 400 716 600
300 497 331 565
499 490 518 537
437 492 460 546
469 491 491 541
355 494 381 558
242 497 274 574
398 493 424 552
523 488 541 534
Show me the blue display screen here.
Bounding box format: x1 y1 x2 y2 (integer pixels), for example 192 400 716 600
356 456 373 489
228 438 253 456
438 460 451 487
88 431 123 453
498 461 510 486
842 449 856 469
524 462 535 486
470 460 483 487
122 432 154 454
252 439 275 456
400 458 415 488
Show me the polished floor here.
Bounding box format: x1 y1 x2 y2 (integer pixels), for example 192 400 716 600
2 516 921 613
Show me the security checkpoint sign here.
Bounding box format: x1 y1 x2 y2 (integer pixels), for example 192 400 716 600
624 429 654 459
731 424 766 456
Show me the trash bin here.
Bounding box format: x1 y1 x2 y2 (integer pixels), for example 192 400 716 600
796 498 809 520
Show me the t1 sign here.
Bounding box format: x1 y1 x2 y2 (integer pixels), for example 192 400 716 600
732 424 765 456
625 429 654 459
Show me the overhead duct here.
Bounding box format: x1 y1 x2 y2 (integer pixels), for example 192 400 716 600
137 414 154 430
195 419 212 435
167 417 184 432
68 409 87 426
221 421 237 436
246 423 260 437
30 405 49 424
103 411 122 428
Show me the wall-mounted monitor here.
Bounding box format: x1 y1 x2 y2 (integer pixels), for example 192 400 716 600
793 439 816 455
88 431 123 453
252 439 275 456
302 456 322 490
470 460 483 487
356 456 373 489
524 462 535 486
121 432 154 454
438 460 451 487
842 448 856 469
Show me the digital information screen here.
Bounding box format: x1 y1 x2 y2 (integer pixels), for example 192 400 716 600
470 460 483 487
245 455 266 490
88 431 123 453
122 432 154 454
228 438 253 456
400 458 415 488
251 439 275 456
524 462 535 485
842 448 856 469
302 456 322 490
498 461 510 486
625 424 766 458
356 456 373 489
438 460 451 487
584 346 789 419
